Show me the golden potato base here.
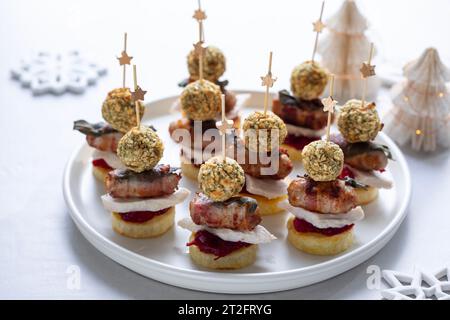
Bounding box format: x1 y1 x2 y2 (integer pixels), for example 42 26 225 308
111 207 175 239
354 186 379 206
239 192 287 216
180 161 200 181
281 144 303 161
92 165 109 184
287 217 354 256
188 233 257 270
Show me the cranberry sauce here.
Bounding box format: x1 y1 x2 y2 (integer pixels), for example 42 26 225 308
293 217 353 236
283 134 319 151
119 208 170 223
338 166 355 179
92 159 113 170
187 230 251 260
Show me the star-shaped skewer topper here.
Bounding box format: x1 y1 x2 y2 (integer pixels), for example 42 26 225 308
216 94 233 135
216 118 234 135
322 96 337 113
360 61 376 78
360 43 375 108
322 74 337 141
311 1 325 62
261 73 277 88
261 52 276 115
193 8 207 21
117 51 133 66
131 86 147 103
312 19 325 33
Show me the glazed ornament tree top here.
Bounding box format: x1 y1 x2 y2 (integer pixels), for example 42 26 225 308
318 0 380 101
384 47 450 152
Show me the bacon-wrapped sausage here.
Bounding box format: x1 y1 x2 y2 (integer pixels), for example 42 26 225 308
106 165 181 199
330 133 391 172
189 193 261 231
288 176 357 214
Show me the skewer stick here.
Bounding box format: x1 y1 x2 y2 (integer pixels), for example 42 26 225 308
311 1 325 63
123 33 127 88
322 74 337 142
198 0 205 42
264 52 273 115
199 43 204 80
361 43 375 108
193 0 206 80
216 94 234 162
133 65 140 128
221 94 226 161
261 51 277 115
326 75 335 141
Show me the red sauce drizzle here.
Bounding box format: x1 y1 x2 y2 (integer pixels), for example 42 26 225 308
92 158 113 170
283 134 319 151
119 208 170 223
187 230 251 260
338 166 355 179
293 217 353 236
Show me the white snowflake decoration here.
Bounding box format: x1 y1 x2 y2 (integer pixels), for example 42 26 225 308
11 51 107 95
382 267 450 300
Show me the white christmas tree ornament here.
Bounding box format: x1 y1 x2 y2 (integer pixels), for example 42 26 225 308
317 0 380 102
383 47 450 152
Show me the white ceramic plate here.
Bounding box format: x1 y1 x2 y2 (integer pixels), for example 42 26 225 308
63 91 411 294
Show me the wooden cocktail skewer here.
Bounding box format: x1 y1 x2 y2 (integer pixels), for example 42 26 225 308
260 51 277 115
311 1 326 63
360 43 376 108
321 74 337 141
193 0 207 80
194 0 206 42
216 94 234 161
131 65 147 128
117 32 133 88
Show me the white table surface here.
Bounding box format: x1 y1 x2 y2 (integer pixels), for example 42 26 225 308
1 0 450 299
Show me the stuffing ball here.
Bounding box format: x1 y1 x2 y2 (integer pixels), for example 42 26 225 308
188 46 226 82
337 99 382 143
302 140 344 182
180 79 221 121
243 111 287 153
290 61 328 100
198 156 245 202
102 88 145 133
117 126 164 173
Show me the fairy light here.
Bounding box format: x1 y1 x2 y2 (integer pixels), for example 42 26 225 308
403 91 445 104
387 104 450 137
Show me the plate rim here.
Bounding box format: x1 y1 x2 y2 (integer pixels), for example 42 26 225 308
63 91 411 293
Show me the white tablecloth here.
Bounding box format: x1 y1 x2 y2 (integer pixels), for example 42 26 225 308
1 0 449 299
